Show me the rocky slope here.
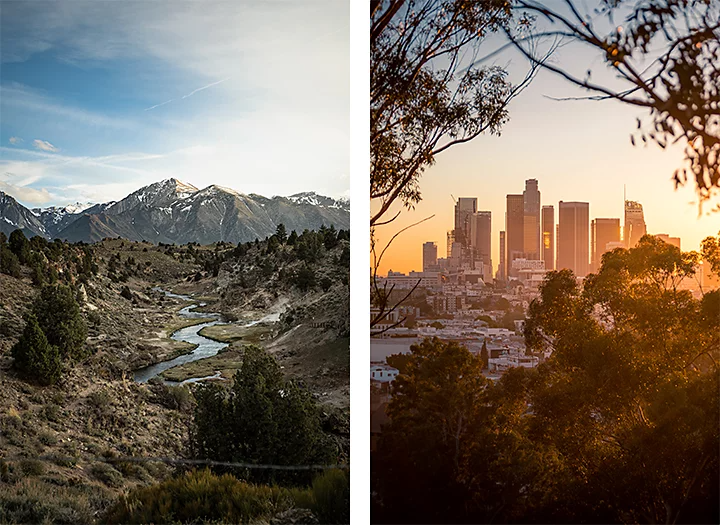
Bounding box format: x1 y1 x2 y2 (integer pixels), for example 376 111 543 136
0 192 47 238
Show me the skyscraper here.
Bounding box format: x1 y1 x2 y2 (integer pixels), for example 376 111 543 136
470 211 492 280
558 201 590 277
499 230 506 281
422 242 437 271
591 218 621 271
523 214 539 260
506 194 524 277
624 200 646 248
454 197 477 247
523 179 541 259
541 205 554 270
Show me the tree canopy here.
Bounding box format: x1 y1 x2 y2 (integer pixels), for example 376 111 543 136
191 345 337 485
373 235 719 524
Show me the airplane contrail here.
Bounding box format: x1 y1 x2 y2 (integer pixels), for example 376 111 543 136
181 77 232 99
143 77 231 111
144 99 174 111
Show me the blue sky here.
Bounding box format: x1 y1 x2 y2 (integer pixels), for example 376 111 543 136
1 0 349 207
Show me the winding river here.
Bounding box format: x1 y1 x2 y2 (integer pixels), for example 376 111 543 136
133 289 229 384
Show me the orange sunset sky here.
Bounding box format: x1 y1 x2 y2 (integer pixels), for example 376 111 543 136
372 33 719 277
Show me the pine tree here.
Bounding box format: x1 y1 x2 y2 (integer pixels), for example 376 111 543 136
33 284 88 360
480 340 489 370
275 223 287 244
12 313 62 385
192 345 335 485
0 245 21 277
8 229 29 263
287 230 298 246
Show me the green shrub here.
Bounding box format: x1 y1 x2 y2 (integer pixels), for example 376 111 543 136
105 469 298 524
19 459 45 477
0 478 109 525
90 462 124 488
152 384 194 412
38 430 58 446
310 469 350 524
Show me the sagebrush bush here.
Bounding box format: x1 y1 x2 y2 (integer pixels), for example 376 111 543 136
0 478 110 525
311 469 350 524
104 468 350 524
105 469 298 524
90 462 124 488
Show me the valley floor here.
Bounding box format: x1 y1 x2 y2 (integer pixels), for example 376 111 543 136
0 237 349 523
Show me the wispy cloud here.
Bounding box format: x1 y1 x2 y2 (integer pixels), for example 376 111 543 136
9 137 23 145
1 84 137 130
33 139 59 152
0 181 53 204
0 147 160 178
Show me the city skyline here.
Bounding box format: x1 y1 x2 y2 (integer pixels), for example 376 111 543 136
376 178 716 277
370 27 718 277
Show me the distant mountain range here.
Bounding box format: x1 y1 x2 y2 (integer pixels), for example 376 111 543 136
0 179 349 244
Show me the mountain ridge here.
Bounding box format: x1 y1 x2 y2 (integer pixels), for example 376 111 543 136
0 179 349 244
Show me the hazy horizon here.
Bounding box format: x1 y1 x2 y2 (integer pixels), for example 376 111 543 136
1 1 349 209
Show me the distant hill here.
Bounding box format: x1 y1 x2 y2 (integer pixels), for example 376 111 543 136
1 179 349 244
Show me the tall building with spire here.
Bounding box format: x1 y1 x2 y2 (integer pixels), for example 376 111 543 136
624 200 646 248
541 205 555 270
454 197 477 247
558 201 590 277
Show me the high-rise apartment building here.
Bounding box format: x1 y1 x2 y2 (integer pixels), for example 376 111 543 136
454 197 477 247
591 218 621 271
541 205 554 270
558 201 590 277
506 194 525 277
470 211 492 281
422 242 437 271
523 179 541 259
624 200 647 248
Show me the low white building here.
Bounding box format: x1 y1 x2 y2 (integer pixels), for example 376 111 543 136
370 363 400 383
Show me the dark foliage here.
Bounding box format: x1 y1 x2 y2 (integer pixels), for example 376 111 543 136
32 284 88 361
191 345 337 486
374 237 720 524
11 313 62 386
